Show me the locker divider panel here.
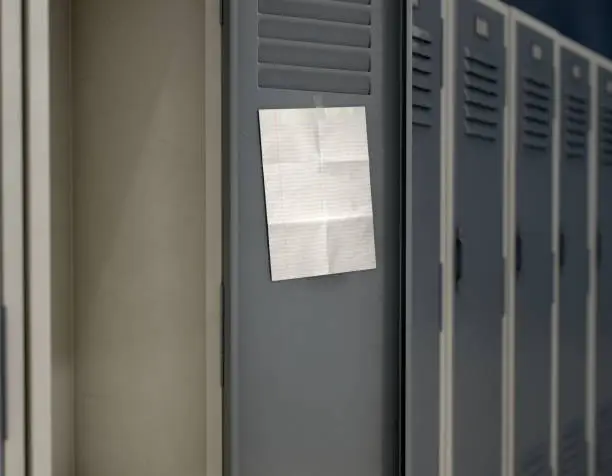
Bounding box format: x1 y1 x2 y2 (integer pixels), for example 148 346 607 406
452 2 506 476
225 2 403 476
409 0 442 475
1 0 25 472
557 46 590 476
596 65 612 476
513 21 555 476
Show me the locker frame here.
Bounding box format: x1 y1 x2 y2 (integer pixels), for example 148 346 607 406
442 2 511 476
505 9 559 476
2 0 26 473
552 32 596 476
437 0 449 474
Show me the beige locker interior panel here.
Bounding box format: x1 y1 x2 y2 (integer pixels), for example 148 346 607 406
28 0 74 474
2 0 25 474
73 0 209 474
28 0 223 475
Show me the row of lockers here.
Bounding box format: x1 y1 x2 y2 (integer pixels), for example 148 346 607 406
409 1 612 476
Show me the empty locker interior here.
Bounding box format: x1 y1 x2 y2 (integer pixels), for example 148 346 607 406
596 58 612 474
447 1 508 476
556 36 591 476
507 10 556 476
27 0 222 475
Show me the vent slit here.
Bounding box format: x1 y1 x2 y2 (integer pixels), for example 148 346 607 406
525 116 549 126
465 84 498 97
465 70 498 84
465 116 497 128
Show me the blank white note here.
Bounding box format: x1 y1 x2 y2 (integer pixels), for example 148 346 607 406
259 106 376 281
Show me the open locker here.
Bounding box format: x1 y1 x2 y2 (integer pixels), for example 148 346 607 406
445 1 508 476
555 34 592 476
26 0 222 475
507 9 556 476
595 57 612 476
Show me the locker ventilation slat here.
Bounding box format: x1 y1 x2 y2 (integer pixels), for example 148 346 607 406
257 0 372 94
521 75 552 152
563 91 589 161
519 442 551 476
412 24 435 128
600 106 612 166
463 48 502 142
598 402 612 476
559 420 587 476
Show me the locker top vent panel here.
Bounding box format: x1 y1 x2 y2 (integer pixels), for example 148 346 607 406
521 75 552 152
412 24 438 127
561 48 590 162
462 47 504 142
600 105 612 166
516 23 554 155
257 0 373 95
599 68 612 166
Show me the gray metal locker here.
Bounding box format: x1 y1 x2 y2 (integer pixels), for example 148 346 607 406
406 0 442 476
511 12 555 476
596 63 612 476
224 2 404 476
408 0 443 475
451 1 507 476
557 42 591 476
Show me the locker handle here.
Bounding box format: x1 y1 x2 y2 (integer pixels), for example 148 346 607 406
559 231 566 272
516 229 523 278
597 230 603 270
455 230 463 290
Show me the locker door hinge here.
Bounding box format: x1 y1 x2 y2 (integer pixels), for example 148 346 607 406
503 46 507 107
439 17 444 90
551 67 557 119
438 262 443 332
220 282 225 387
1 305 7 440
587 84 592 130
501 256 506 318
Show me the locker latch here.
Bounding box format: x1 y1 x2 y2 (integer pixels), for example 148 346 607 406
455 228 463 291
516 229 523 278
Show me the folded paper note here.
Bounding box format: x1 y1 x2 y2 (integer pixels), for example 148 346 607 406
259 106 376 281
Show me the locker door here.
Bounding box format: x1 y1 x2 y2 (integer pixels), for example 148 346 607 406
409 1 442 476
596 65 612 476
513 21 555 476
225 2 403 476
557 46 590 476
452 2 506 476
